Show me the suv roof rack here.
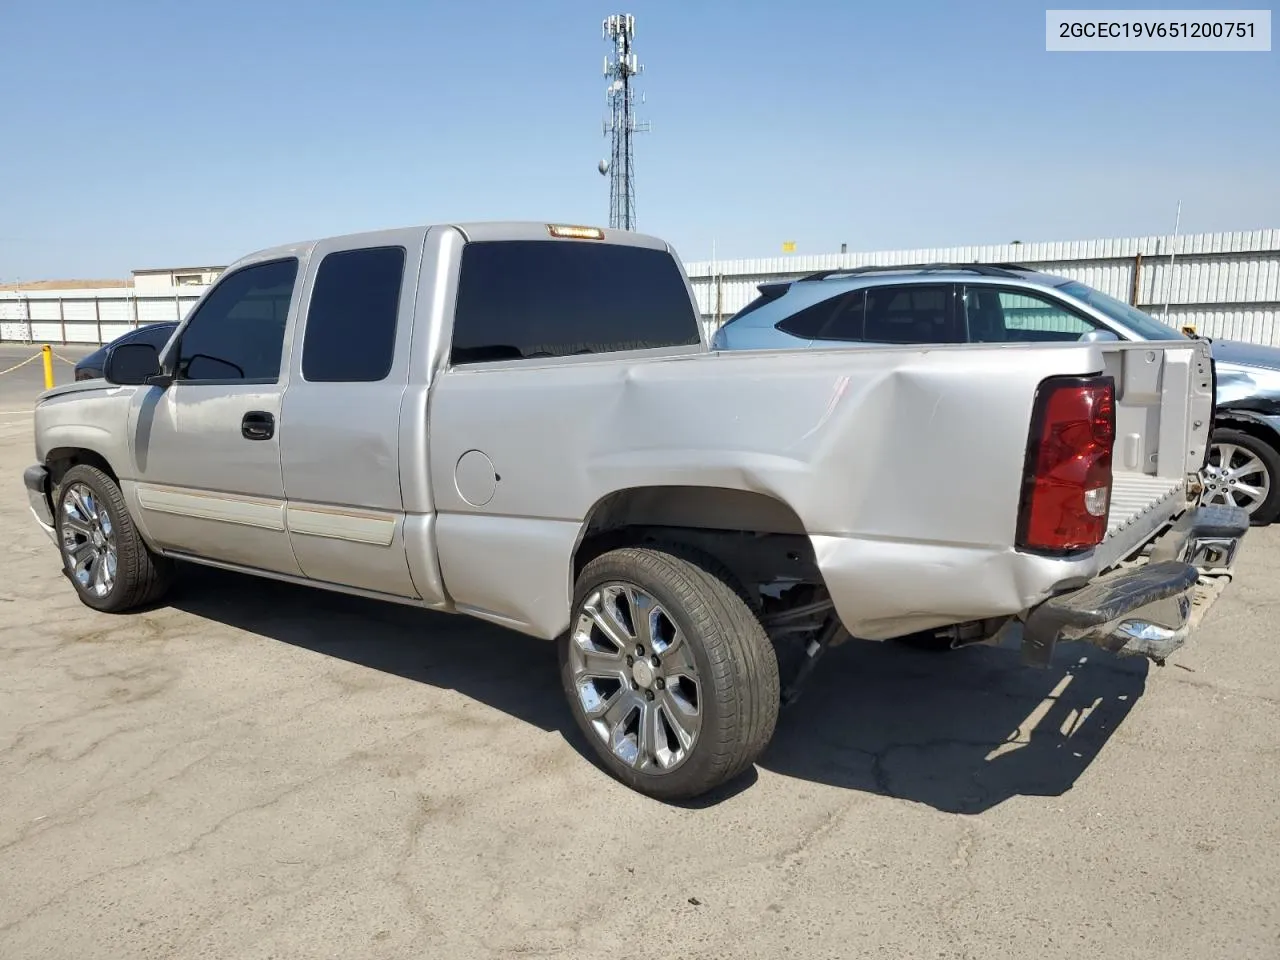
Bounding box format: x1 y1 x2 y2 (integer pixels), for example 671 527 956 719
795 262 1035 283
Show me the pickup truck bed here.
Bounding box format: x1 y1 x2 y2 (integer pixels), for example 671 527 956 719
20 220 1248 801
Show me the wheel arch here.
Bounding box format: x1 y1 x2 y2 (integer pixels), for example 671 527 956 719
44 446 120 491
1213 408 1280 451
568 484 816 610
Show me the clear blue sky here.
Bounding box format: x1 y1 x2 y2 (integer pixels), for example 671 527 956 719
1 0 1276 279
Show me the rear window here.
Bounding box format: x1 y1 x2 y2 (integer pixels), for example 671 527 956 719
863 284 960 343
450 240 701 365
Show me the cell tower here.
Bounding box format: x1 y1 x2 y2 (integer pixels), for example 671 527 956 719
598 14 649 231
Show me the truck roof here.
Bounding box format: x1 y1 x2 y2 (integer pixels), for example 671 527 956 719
226 221 674 273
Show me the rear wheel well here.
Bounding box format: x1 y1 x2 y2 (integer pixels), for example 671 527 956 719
571 486 826 623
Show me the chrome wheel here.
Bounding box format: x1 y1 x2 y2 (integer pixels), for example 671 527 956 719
569 582 702 773
1202 441 1272 514
59 481 117 598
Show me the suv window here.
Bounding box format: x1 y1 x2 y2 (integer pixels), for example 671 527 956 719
963 285 1100 343
176 258 298 382
302 246 406 382
863 284 960 343
450 240 701 365
777 290 866 341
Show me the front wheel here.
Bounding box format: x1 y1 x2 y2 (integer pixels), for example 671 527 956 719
54 464 174 612
1201 427 1280 525
560 543 779 801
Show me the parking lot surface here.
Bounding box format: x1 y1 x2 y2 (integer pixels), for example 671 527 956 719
1 365 1277 959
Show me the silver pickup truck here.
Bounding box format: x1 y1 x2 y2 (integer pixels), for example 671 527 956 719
23 221 1249 800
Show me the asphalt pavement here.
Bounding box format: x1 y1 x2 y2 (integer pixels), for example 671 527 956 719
0 359 1276 960
0 343 96 405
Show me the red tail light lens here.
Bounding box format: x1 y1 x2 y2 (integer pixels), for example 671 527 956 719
1016 376 1116 552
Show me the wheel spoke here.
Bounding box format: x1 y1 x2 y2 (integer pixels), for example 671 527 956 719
655 627 696 678
91 551 109 595
625 587 657 650
103 547 117 592
585 600 632 653
62 515 93 537
70 542 94 576
637 700 661 768
577 647 628 681
1231 454 1266 481
658 692 696 749
69 486 96 522
1215 444 1239 470
1234 482 1265 506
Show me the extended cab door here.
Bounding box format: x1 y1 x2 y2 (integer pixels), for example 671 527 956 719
277 231 423 597
127 256 303 575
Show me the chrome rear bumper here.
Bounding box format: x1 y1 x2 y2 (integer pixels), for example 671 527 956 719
1021 504 1250 666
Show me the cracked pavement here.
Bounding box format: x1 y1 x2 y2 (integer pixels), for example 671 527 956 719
1 368 1278 958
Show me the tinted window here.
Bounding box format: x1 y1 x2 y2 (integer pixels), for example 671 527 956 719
1057 280 1187 341
777 290 866 341
136 323 178 350
863 284 959 343
964 286 1100 343
450 240 700 365
176 259 298 382
302 246 406 382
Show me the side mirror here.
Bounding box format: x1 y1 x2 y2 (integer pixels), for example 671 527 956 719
1078 329 1120 343
104 342 162 386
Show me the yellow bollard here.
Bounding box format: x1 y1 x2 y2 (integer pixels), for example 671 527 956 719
41 345 54 390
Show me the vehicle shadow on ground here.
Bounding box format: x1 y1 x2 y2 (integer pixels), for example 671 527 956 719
761 635 1149 814
167 565 1148 814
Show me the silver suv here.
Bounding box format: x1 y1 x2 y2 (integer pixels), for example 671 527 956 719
711 263 1280 525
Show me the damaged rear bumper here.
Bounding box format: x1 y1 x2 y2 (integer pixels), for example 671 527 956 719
1021 504 1249 667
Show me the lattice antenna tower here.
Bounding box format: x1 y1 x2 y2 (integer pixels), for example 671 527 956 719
597 14 649 231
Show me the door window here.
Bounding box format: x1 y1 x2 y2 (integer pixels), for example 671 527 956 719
175 258 299 382
302 246 406 382
863 284 961 343
963 285 1102 343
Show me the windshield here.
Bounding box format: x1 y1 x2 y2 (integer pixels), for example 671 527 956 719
1057 280 1188 341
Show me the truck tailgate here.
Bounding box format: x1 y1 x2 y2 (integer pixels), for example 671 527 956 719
1095 338 1215 568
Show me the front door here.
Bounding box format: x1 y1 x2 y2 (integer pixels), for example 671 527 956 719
127 256 304 575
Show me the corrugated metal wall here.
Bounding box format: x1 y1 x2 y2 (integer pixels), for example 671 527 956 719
3 229 1279 347
689 228 1280 346
0 291 201 344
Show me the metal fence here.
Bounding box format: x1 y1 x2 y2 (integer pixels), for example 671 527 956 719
0 291 202 345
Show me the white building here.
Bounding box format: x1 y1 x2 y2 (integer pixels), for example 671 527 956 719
131 265 225 294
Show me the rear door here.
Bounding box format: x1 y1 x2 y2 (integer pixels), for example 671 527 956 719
278 230 423 597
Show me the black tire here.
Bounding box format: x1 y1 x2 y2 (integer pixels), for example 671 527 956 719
559 542 780 801
1204 426 1280 526
54 464 174 612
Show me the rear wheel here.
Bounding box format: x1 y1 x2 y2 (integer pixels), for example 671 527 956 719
560 543 779 801
54 464 174 612
1201 427 1280 525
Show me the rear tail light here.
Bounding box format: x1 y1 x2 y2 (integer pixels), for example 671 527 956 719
1016 375 1116 553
